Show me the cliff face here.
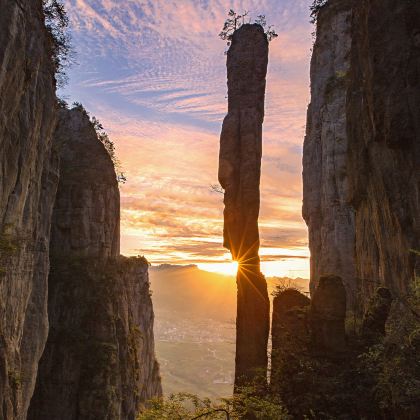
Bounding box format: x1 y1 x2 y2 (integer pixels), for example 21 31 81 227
347 0 420 302
28 109 161 420
302 0 356 304
218 24 270 387
51 108 120 258
303 0 420 309
0 1 58 417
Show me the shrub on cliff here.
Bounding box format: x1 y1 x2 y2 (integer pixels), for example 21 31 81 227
91 116 127 184
310 0 329 24
137 388 289 419
219 10 278 47
68 103 127 184
42 0 72 86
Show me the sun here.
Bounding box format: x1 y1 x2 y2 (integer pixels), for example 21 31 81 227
197 260 239 276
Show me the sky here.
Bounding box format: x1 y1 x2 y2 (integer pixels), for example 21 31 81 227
62 0 314 277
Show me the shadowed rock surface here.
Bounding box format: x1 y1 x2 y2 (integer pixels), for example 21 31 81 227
347 0 420 302
361 287 393 340
310 275 347 354
49 108 120 258
28 109 161 420
0 1 59 417
271 289 310 389
303 0 420 311
218 24 270 387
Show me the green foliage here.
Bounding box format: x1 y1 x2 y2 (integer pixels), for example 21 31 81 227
358 281 420 418
91 115 127 184
310 0 329 24
42 0 72 86
219 10 278 47
138 388 289 420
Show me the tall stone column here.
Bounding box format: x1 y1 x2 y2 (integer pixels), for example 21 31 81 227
218 24 270 388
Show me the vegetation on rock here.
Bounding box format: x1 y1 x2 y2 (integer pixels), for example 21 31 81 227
69 102 127 184
310 0 329 24
138 387 289 420
42 0 72 86
219 10 278 46
270 283 420 419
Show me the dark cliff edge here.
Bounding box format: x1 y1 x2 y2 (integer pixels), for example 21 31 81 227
0 1 58 417
28 109 162 419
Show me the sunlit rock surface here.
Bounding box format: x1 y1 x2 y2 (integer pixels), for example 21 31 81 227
29 109 161 420
0 1 58 417
218 24 270 387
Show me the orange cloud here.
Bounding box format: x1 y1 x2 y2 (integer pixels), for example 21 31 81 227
63 0 314 278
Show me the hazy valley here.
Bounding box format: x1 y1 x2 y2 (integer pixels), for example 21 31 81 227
150 264 309 397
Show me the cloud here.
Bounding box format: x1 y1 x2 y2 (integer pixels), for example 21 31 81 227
63 0 313 275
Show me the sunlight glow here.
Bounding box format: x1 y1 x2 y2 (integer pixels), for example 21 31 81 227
198 261 239 276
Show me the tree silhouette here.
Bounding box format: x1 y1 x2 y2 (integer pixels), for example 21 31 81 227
219 10 278 46
310 0 329 24
42 0 72 86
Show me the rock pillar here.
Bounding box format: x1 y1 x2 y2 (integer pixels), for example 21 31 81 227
218 24 270 388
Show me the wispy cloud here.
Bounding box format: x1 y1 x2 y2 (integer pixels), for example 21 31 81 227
63 0 313 277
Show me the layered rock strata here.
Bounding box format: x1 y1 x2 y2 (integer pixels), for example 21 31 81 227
303 0 420 310
28 108 161 419
218 24 270 387
0 1 58 417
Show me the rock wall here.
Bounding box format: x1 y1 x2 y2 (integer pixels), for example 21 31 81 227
51 108 120 258
28 109 161 419
218 24 270 387
302 0 356 304
0 1 58 417
303 0 420 310
347 0 420 302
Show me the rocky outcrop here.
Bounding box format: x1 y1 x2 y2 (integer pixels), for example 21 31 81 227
28 109 161 419
28 256 161 420
271 290 310 388
310 275 347 354
303 0 420 310
218 24 270 387
0 1 58 417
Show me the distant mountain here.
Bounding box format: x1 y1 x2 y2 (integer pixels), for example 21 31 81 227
149 264 309 397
